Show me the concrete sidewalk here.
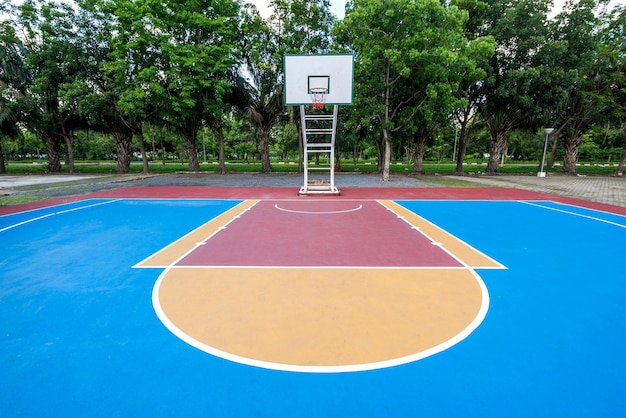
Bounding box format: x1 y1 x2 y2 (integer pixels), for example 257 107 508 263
0 175 100 189
451 174 626 208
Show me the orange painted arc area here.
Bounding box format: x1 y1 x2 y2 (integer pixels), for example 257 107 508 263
378 200 504 269
157 267 484 367
136 200 259 267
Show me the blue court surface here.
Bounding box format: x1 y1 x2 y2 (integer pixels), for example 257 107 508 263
1 196 625 417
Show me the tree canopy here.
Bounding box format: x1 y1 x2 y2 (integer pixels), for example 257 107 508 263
1 0 624 176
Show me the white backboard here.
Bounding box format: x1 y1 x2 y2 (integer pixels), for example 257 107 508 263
284 54 354 106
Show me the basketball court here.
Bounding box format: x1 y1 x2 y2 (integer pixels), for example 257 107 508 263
3 55 626 416
1 183 625 416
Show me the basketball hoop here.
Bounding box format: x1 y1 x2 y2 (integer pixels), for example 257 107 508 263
310 88 327 110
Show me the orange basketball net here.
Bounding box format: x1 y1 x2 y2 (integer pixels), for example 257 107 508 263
310 88 327 110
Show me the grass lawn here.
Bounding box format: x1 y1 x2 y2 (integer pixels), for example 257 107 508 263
3 160 620 176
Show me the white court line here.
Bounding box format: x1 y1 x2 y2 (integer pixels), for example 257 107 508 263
147 198 494 372
133 200 260 268
0 198 102 218
274 203 362 214
155 265 471 270
527 200 626 218
152 266 490 374
379 200 507 270
0 199 120 233
520 201 626 229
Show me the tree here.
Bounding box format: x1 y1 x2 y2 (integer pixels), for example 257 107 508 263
17 1 89 173
238 0 334 173
548 0 606 173
0 15 29 173
479 0 554 172
237 4 284 173
133 0 242 172
271 0 335 55
336 0 469 181
598 5 626 175
46 0 143 175
450 0 495 173
94 0 165 174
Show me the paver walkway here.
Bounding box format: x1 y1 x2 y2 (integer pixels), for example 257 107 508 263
452 174 626 208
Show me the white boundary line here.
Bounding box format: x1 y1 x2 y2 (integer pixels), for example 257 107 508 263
148 198 495 373
527 199 626 219
152 266 490 374
0 199 96 218
146 265 472 270
520 201 626 229
133 200 258 268
381 200 506 270
274 204 362 214
0 199 120 233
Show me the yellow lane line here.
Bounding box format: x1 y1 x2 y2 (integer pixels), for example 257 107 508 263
378 200 505 269
135 200 259 268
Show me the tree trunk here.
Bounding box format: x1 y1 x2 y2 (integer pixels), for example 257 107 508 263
0 144 5 174
562 134 582 174
376 131 384 173
62 130 75 174
207 115 227 174
487 132 507 172
381 59 392 181
259 126 272 173
412 138 426 174
185 131 200 172
137 129 150 174
335 153 342 172
114 130 133 174
43 131 62 173
382 128 392 181
547 133 559 169
455 123 470 174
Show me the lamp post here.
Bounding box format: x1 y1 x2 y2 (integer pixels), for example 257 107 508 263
538 128 554 177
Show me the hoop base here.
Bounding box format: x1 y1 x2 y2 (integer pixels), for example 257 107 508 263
298 185 341 195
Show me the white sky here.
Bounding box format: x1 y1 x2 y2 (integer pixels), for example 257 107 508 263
250 0 624 20
251 0 348 19
5 0 623 21
6 0 624 19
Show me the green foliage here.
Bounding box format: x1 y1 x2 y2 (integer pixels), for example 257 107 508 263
1 0 624 177
596 4 626 166
335 0 471 179
270 0 335 55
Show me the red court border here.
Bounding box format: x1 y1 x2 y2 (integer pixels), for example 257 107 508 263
2 186 625 216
